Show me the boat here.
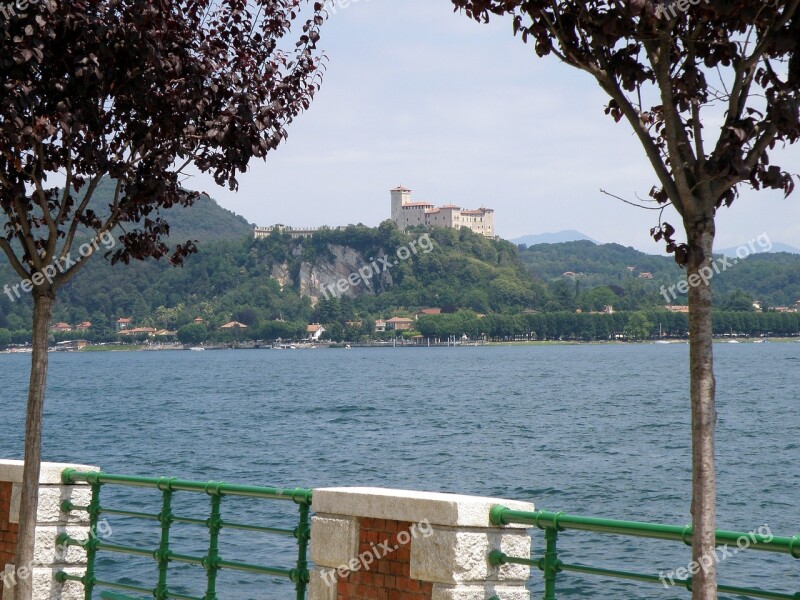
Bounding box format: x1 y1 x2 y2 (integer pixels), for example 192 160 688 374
189 347 205 351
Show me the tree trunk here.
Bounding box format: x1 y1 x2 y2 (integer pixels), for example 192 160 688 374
685 216 717 600
13 291 55 600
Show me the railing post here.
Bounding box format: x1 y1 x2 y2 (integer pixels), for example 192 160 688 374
81 481 102 600
542 528 558 600
294 502 311 600
203 493 222 600
155 484 173 600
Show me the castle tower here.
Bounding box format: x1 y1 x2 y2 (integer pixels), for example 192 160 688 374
390 186 412 225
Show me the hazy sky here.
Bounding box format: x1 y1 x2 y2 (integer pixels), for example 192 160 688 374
187 0 800 254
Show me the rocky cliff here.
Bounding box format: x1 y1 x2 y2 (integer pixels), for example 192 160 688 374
270 243 394 305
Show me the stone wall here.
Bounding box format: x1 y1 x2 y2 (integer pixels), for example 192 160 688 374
0 460 99 600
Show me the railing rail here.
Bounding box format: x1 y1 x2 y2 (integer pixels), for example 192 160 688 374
488 506 800 600
56 469 313 600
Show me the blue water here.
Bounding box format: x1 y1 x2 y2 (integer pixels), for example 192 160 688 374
0 344 797 598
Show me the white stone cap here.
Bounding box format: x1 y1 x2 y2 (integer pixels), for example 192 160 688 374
312 487 535 529
0 460 99 485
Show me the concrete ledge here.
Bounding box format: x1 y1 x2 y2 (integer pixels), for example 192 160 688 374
312 488 534 529
431 583 531 600
310 514 360 568
410 527 531 583
0 461 99 486
308 568 337 600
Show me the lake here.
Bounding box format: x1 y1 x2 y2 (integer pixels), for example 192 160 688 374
0 343 797 598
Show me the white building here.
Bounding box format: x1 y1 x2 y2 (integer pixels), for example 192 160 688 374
255 225 323 240
389 186 495 237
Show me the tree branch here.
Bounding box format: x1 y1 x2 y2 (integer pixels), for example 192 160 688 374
642 34 697 214
58 174 104 261
56 155 74 226
32 144 59 262
11 196 42 271
599 188 670 210
592 67 682 214
0 237 31 281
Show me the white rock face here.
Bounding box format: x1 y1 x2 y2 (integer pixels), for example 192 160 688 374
269 244 394 305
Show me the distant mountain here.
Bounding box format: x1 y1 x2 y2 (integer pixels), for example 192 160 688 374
510 230 599 246
716 242 800 256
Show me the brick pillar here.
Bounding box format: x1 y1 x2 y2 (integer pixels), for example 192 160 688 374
0 483 19 570
0 460 100 600
308 488 534 600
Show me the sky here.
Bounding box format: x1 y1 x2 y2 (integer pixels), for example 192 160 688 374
187 0 800 254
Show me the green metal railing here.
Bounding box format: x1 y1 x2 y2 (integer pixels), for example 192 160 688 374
487 506 800 600
56 470 313 600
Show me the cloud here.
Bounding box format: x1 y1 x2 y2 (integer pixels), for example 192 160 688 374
189 0 800 253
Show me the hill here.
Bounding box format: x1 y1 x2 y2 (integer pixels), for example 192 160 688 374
0 177 253 247
82 177 254 244
0 223 548 337
717 242 800 256
519 240 800 307
2 223 800 344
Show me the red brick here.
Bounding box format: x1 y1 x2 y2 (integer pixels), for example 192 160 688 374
398 578 419 592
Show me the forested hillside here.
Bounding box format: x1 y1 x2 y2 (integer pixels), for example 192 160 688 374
1 187 799 345
520 241 800 307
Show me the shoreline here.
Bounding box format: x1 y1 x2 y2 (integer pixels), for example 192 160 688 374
2 337 797 355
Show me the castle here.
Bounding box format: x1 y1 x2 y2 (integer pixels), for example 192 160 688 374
254 186 496 239
390 186 495 237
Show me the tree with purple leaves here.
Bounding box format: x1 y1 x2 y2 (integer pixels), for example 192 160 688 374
1 2 325 598
450 1 799 598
